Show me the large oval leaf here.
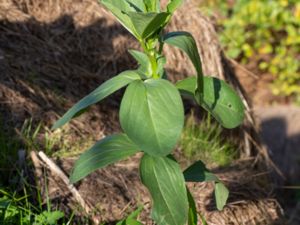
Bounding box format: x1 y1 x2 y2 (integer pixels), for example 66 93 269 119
70 133 139 183
140 154 188 225
176 76 245 129
120 79 184 156
52 70 140 130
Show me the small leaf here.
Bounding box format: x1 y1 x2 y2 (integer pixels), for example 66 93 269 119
187 189 198 225
127 206 143 219
143 0 160 12
183 160 229 211
215 182 229 211
176 76 245 129
140 154 188 225
128 49 151 77
167 0 183 13
120 79 184 156
117 206 144 225
124 218 144 225
128 12 170 39
183 160 219 182
163 32 203 101
52 70 140 130
70 134 139 183
157 55 166 78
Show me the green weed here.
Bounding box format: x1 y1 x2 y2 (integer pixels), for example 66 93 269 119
0 188 73 225
179 113 237 166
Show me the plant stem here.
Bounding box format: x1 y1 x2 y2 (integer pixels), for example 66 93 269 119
140 39 159 79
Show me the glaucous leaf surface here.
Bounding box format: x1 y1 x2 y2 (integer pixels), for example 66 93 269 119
52 70 140 130
128 12 170 39
140 154 188 225
120 79 184 156
215 182 229 211
176 76 245 128
70 134 139 183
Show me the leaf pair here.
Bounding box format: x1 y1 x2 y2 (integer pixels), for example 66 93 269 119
184 160 229 211
163 32 244 128
101 0 169 40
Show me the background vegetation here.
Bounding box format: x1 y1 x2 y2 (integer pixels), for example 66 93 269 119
202 0 300 103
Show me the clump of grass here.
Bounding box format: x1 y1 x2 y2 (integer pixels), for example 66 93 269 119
19 118 93 158
0 186 74 225
179 112 237 166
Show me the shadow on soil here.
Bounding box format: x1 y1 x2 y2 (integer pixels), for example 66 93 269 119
260 116 300 225
0 14 135 131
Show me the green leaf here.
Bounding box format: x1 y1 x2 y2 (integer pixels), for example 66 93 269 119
128 12 170 39
123 218 144 225
187 189 197 225
128 49 151 77
183 160 219 182
101 0 138 37
70 134 139 183
127 0 146 12
127 206 143 219
183 161 229 211
163 31 203 100
117 206 144 225
157 55 166 77
140 154 188 225
34 211 64 225
176 76 245 129
166 0 183 13
52 70 140 130
215 182 229 211
143 0 160 12
120 79 184 156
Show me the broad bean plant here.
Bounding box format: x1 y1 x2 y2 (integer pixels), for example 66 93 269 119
52 1 245 224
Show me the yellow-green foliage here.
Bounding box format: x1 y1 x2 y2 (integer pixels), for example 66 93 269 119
179 113 237 166
218 0 300 99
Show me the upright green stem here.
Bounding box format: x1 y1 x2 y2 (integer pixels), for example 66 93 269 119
140 39 159 79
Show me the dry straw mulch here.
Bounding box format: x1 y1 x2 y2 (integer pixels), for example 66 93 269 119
0 0 285 224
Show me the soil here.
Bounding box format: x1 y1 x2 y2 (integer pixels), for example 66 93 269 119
44 155 284 225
